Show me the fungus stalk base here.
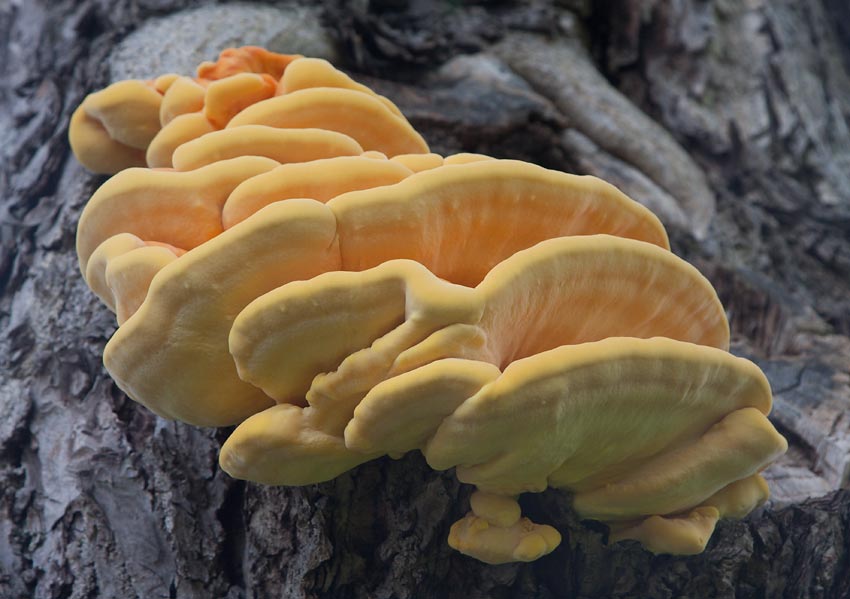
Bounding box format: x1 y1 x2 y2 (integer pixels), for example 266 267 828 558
448 491 561 564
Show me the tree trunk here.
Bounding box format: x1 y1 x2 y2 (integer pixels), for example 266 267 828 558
2 1 849 597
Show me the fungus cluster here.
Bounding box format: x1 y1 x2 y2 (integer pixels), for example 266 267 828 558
71 47 787 565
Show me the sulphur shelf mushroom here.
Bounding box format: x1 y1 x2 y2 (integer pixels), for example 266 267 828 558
69 47 297 173
68 47 426 173
219 236 784 563
70 48 786 565
94 160 669 425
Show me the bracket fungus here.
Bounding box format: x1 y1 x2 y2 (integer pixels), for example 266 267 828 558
69 47 425 173
71 47 787 565
85 159 671 426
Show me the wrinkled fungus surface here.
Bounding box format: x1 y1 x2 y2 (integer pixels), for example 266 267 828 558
71 47 787 565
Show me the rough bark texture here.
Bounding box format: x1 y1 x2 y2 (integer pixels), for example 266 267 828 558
2 1 849 597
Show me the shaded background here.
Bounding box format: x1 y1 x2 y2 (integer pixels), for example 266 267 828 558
1 0 849 597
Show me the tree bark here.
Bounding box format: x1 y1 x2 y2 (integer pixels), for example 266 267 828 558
2 1 849 597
